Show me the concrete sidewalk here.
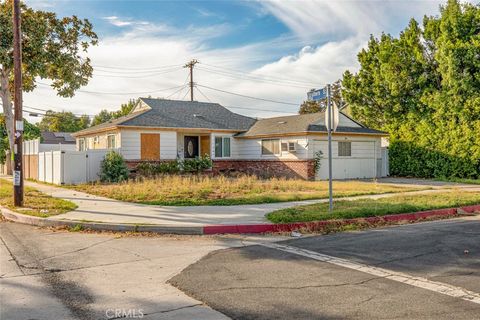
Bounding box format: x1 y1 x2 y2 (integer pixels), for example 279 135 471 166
12 178 479 227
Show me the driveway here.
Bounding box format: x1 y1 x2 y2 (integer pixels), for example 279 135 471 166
16 178 480 227
171 216 480 319
0 221 285 320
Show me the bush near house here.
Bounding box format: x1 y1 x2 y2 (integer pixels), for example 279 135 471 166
135 155 212 177
100 151 129 183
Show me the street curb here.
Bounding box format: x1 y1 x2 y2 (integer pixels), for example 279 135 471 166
202 205 480 235
0 207 204 235
1 204 479 235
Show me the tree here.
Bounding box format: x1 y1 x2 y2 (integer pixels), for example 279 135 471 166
342 0 480 178
113 99 136 118
299 80 344 114
91 109 113 127
91 99 137 126
36 110 90 132
299 100 321 114
0 0 97 157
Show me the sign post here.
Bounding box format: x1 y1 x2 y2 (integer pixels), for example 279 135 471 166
326 85 333 212
309 85 338 212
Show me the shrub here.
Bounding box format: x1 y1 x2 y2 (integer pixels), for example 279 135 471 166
136 161 180 176
135 155 212 177
100 151 129 183
389 141 480 179
180 155 212 172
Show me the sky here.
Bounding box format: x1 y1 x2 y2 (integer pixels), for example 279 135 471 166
25 0 450 121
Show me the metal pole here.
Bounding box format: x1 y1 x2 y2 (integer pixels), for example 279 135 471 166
327 84 333 212
13 0 24 206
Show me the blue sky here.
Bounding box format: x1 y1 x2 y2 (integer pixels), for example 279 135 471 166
26 0 450 119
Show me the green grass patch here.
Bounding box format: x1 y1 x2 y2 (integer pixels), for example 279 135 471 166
69 175 427 206
267 191 480 223
0 179 77 217
435 177 480 185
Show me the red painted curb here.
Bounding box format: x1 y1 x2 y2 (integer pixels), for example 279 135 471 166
460 204 480 213
203 206 473 235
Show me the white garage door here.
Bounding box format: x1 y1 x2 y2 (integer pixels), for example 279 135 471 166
312 139 376 180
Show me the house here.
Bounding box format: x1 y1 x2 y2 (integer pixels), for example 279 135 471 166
72 98 389 180
21 131 77 180
1 131 77 176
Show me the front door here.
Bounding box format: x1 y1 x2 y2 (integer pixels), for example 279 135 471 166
184 136 199 158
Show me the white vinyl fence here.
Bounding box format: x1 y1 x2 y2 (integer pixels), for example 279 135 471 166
38 150 108 185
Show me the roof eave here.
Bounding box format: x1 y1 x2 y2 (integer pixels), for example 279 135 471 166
236 130 389 139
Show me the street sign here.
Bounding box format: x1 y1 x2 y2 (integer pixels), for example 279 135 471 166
325 101 340 132
307 87 327 101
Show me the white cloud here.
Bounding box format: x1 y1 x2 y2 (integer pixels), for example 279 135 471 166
257 0 444 40
25 1 447 122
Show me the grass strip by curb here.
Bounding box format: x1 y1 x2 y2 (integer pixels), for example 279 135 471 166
0 179 77 217
267 190 480 223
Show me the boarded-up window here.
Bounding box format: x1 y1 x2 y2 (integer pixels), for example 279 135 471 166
338 141 351 157
141 133 160 160
262 139 280 155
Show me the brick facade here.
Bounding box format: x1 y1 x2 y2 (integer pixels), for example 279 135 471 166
212 159 315 180
126 159 316 180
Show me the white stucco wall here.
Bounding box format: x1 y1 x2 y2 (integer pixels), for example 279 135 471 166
308 134 383 180
230 136 310 160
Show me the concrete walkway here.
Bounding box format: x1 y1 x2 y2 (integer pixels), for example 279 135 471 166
10 178 478 227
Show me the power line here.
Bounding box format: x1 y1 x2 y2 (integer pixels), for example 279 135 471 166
225 105 296 114
196 84 299 106
93 67 182 79
181 88 190 101
37 83 187 96
23 106 94 117
91 63 183 71
189 84 297 115
200 62 321 87
196 66 315 89
165 85 188 99
195 86 211 102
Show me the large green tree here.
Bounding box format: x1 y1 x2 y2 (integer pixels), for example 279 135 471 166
0 0 97 155
342 0 480 178
299 80 344 114
36 110 90 132
91 99 136 126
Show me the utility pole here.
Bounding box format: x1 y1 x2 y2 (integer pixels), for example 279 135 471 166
12 0 24 206
184 59 198 101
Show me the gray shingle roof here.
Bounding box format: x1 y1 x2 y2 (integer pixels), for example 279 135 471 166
74 99 256 135
236 112 387 137
41 131 76 144
123 98 256 130
236 113 324 137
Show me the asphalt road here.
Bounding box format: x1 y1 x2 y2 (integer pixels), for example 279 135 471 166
171 216 480 320
0 221 245 320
